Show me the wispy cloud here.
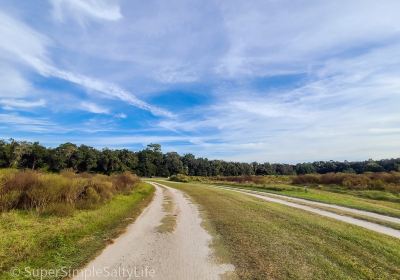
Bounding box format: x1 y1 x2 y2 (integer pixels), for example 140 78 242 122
0 113 55 132
0 99 46 110
79 101 110 114
0 11 172 118
46 67 174 117
1 1 400 162
0 66 31 98
50 0 122 23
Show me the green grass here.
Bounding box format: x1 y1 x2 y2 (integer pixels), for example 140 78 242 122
203 182 400 218
0 182 154 280
156 188 177 233
157 180 400 280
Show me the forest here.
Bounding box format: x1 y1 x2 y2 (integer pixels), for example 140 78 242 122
0 139 399 176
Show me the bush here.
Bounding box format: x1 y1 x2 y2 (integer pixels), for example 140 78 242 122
292 172 400 193
292 174 320 185
42 203 74 217
208 175 291 185
342 176 371 190
368 180 385 190
112 172 139 193
169 174 190 182
0 169 141 214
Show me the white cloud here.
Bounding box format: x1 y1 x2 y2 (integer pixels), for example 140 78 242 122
0 66 31 98
79 101 110 114
114 113 127 119
216 0 400 77
0 11 50 71
50 0 122 23
0 10 172 118
0 99 46 109
0 113 55 132
157 41 400 162
46 67 174 117
1 1 400 162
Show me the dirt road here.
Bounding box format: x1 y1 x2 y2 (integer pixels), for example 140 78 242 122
215 185 400 224
211 185 400 239
73 182 234 280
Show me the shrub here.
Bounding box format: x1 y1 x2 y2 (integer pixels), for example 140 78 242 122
169 174 190 182
0 169 141 214
0 190 21 211
292 174 320 185
88 178 114 201
342 176 370 190
42 203 74 217
368 179 385 190
112 172 140 193
292 172 400 193
1 170 41 209
320 173 346 185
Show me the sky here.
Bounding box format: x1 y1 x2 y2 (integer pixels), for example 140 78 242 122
0 0 400 163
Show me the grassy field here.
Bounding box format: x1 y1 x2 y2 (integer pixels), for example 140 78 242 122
201 181 400 218
0 182 154 280
157 180 400 280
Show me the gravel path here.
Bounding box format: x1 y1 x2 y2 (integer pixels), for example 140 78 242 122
73 182 234 280
215 185 400 224
212 185 400 239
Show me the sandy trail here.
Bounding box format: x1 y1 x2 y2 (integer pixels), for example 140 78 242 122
215 185 400 224
211 185 400 239
73 182 234 280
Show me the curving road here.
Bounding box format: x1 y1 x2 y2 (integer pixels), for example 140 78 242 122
211 185 400 239
73 182 234 280
214 185 400 224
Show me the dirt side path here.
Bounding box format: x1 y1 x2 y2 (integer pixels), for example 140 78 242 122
212 185 400 239
73 182 234 280
216 185 400 224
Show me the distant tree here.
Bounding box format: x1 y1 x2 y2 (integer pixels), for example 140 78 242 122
117 149 139 172
0 140 10 167
295 163 316 175
19 142 48 170
1 138 399 177
364 160 384 172
50 143 78 171
76 145 99 172
182 154 196 176
164 152 184 176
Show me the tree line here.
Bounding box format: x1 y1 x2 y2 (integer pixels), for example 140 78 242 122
0 139 399 176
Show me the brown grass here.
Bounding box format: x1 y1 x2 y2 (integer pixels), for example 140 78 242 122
292 172 400 193
0 169 140 214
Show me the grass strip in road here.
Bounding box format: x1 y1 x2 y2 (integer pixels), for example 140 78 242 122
0 182 154 280
159 180 400 280
156 188 177 233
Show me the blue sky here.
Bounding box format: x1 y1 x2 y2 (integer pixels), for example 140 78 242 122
0 0 400 163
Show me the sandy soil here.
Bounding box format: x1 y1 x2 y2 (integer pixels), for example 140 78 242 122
216 185 400 224
73 182 234 280
212 185 400 239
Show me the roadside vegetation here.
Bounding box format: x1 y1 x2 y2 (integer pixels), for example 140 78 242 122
159 180 400 279
0 169 140 215
169 174 400 217
0 180 154 280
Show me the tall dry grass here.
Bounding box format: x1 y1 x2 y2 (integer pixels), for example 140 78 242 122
292 172 400 192
0 169 140 215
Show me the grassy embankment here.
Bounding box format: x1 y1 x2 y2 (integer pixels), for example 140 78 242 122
158 180 400 280
210 183 400 218
0 169 154 280
169 175 400 218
